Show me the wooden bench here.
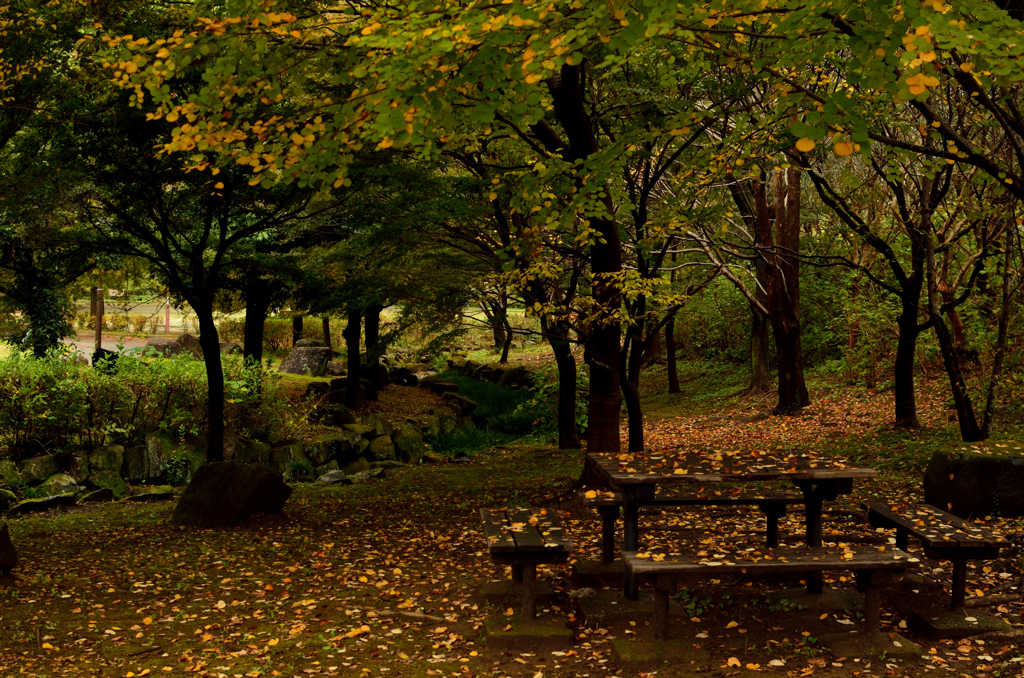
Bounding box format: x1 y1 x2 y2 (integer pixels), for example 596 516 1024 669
582 486 803 560
866 502 1011 610
625 545 911 639
480 507 573 617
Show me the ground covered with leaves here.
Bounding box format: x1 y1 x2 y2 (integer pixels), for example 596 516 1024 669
3 362 1024 678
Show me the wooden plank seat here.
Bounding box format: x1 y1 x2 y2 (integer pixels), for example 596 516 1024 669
625 545 911 639
480 507 573 617
866 502 1011 610
582 486 803 560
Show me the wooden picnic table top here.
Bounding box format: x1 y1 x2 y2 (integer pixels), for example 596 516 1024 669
588 449 877 486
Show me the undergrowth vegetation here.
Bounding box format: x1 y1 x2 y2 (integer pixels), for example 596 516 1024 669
0 350 301 459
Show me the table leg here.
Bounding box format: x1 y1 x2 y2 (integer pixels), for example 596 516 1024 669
599 505 619 563
522 564 537 618
795 481 825 594
950 555 968 610
621 484 655 601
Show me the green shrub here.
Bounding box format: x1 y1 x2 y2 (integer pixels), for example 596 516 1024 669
163 450 194 486
431 424 517 457
432 370 532 429
0 350 297 460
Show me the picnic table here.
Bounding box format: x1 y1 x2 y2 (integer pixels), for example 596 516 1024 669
588 449 878 598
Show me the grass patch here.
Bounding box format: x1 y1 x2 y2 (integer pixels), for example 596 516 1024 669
433 369 535 434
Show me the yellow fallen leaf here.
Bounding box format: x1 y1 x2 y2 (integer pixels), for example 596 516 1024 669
142 617 152 625
41 643 53 650
267 638 279 646
584 490 597 499
726 621 739 629
214 600 226 610
505 607 515 616
727 657 741 667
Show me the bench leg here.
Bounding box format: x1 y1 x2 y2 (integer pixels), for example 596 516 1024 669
895 528 909 552
623 497 641 600
760 504 786 549
522 564 537 618
950 555 968 610
653 574 677 640
598 505 620 563
511 564 523 583
795 482 825 594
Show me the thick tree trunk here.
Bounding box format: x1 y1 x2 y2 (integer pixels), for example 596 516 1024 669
364 304 383 390
982 238 1014 437
90 287 98 317
242 275 272 364
292 314 303 346
196 304 225 462
893 305 922 428
621 297 647 452
543 63 622 453
343 308 362 409
666 315 680 394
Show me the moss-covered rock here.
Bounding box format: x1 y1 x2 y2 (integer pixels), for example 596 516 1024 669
88 445 125 474
41 473 79 495
392 423 426 464
366 436 396 462
89 470 131 500
0 489 17 513
0 460 18 488
17 455 60 485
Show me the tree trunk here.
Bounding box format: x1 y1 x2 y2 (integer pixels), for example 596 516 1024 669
893 303 922 428
292 314 303 346
499 315 513 364
322 316 332 354
551 332 581 449
90 287 98 317
242 275 272 364
95 283 104 352
364 304 383 390
749 305 772 395
666 314 680 394
926 229 983 441
343 308 362 409
546 63 622 453
196 303 225 462
982 237 1015 437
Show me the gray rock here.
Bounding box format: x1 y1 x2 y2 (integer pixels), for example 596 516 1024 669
80 488 114 503
67 452 89 484
321 405 355 427
925 451 1024 518
278 347 332 377
343 423 375 438
341 457 371 475
392 423 426 464
362 415 393 438
41 473 79 495
367 436 396 462
354 438 369 456
123 445 148 483
303 437 334 466
350 467 387 483
369 460 407 469
88 470 130 500
295 338 323 348
124 486 174 502
318 470 351 485
425 380 459 395
8 494 76 515
146 431 191 482
315 460 340 475
419 415 441 440
0 521 17 575
88 445 125 474
145 336 182 356
325 360 346 377
277 441 308 465
171 462 291 528
177 333 204 358
0 460 17 487
220 342 242 355
233 439 272 466
17 455 60 485
446 395 478 416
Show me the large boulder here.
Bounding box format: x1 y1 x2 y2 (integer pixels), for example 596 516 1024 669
177 333 204 358
318 469 352 485
8 494 76 515
278 347 332 377
41 473 79 495
0 489 16 513
294 338 323 348
17 455 60 485
326 361 346 377
306 432 363 466
925 451 1024 518
88 470 130 499
145 337 182 356
0 521 17 575
88 444 124 473
361 415 393 438
392 423 426 464
0 460 19 487
305 382 331 400
220 342 242 355
66 452 90 484
366 436 396 462
123 445 148 483
171 462 292 528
